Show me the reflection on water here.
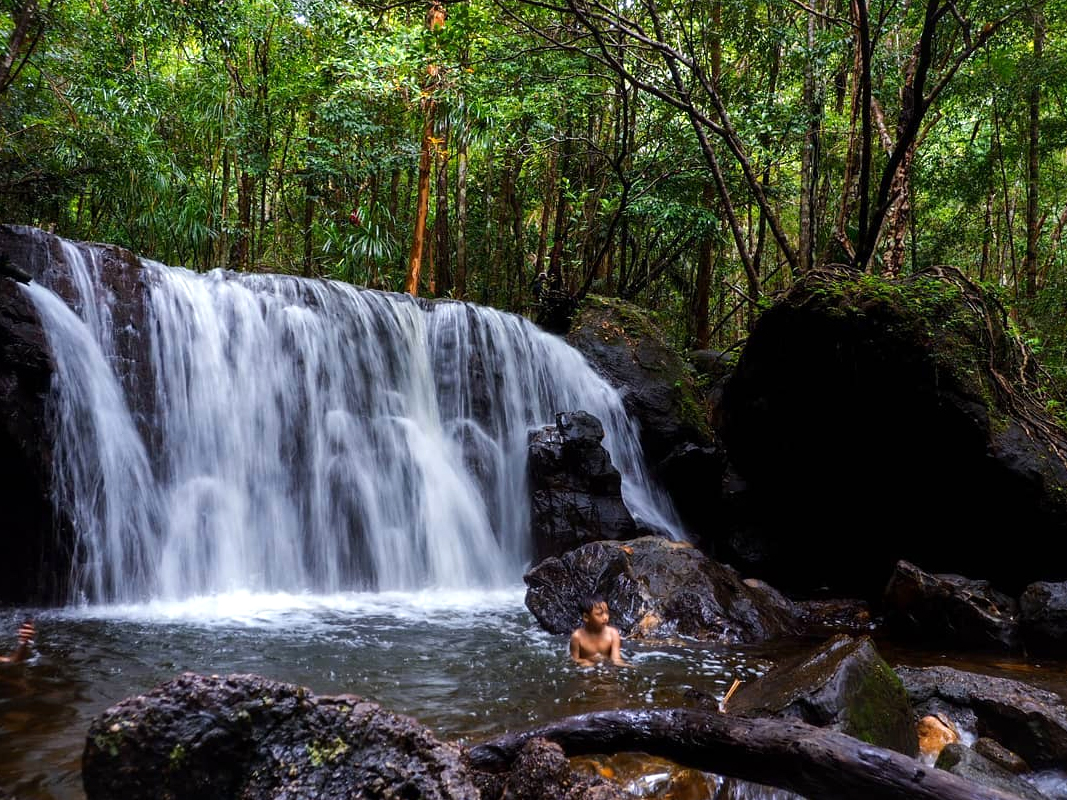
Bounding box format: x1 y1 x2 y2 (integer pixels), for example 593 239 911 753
0 592 772 800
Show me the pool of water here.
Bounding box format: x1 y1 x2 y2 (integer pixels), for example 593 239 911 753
0 590 781 800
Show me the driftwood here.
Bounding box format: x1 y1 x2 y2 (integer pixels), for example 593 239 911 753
466 708 1027 800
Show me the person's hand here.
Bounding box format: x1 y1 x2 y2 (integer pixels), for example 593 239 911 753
17 620 34 646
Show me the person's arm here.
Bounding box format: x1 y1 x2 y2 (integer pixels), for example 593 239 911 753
0 620 34 664
608 627 630 667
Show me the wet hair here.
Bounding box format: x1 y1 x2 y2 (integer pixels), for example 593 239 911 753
579 594 606 614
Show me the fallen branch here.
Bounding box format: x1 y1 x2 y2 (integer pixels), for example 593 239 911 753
467 708 1025 800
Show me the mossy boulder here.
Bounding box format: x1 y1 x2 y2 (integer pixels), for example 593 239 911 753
715 266 1067 600
726 634 918 756
83 672 479 800
566 296 724 539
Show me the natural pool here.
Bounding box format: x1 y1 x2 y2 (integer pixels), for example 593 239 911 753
4 591 1067 800
0 590 776 800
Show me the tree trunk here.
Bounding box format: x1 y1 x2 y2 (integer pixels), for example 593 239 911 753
231 169 253 271
1024 5 1045 299
434 120 451 297
405 103 435 296
302 109 317 278
880 141 916 277
455 125 468 299
693 182 714 349
468 708 1022 800
799 1 823 273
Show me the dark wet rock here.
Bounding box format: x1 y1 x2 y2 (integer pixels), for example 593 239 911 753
0 225 157 604
883 560 1020 651
524 535 800 642
725 634 918 756
973 737 1031 774
714 266 1067 600
1019 581 1067 656
565 296 720 538
0 262 59 604
935 743 1049 800
653 442 727 539
898 665 1067 769
528 411 640 561
82 672 478 800
476 738 625 800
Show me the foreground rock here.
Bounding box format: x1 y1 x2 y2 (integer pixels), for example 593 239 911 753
898 665 1067 769
724 634 917 756
714 266 1067 599
83 672 479 800
527 411 639 561
935 744 1049 800
524 536 800 641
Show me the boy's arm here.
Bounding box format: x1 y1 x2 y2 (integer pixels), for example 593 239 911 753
1 620 34 664
609 627 630 666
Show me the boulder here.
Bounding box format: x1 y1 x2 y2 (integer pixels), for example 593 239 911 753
724 634 918 756
935 743 1048 800
917 713 960 762
528 411 640 561
973 737 1031 774
0 225 156 604
714 266 1067 599
898 665 1067 769
1019 581 1067 656
565 296 723 538
882 560 1020 651
524 535 800 642
83 672 479 800
471 738 626 800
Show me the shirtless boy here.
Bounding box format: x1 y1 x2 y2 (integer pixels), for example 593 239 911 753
570 596 629 666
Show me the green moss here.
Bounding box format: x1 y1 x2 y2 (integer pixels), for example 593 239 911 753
843 662 914 753
307 737 350 768
168 744 186 770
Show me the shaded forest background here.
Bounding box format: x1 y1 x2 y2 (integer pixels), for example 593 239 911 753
3 0 1067 391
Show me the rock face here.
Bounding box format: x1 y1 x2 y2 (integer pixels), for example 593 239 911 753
1018 580 1067 655
0 264 59 604
882 560 1020 651
82 672 479 800
725 634 918 756
524 535 800 642
528 411 640 561
715 266 1067 599
0 225 154 604
898 665 1067 769
566 296 725 539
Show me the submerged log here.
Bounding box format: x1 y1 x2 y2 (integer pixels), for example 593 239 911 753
467 708 1025 800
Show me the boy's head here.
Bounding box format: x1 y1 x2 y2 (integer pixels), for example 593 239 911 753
579 594 610 630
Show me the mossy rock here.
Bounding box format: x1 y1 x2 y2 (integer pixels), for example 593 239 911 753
727 633 918 756
567 295 715 463
715 266 1067 599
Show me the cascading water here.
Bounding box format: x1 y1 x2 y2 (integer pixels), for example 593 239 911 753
23 238 681 604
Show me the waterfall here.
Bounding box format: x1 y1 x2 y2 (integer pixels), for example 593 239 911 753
24 240 681 604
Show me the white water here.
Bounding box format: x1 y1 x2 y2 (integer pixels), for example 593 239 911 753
24 240 681 605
